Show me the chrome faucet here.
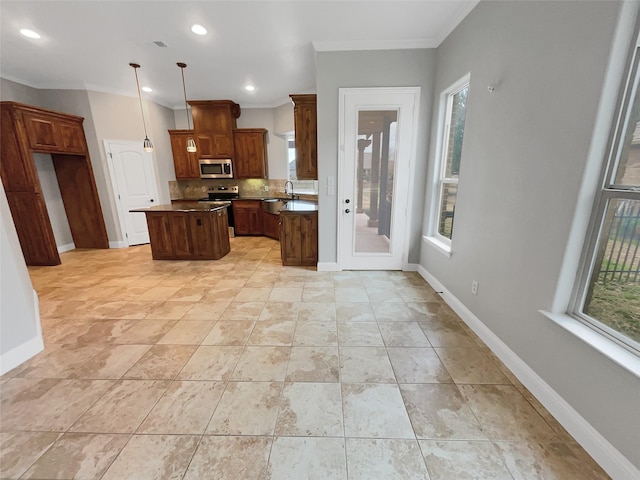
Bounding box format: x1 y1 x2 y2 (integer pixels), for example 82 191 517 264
284 181 294 200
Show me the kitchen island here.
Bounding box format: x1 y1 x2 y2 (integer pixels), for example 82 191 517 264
131 203 230 260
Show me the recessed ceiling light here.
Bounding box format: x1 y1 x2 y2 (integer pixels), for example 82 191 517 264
191 24 207 35
244 85 255 92
20 28 41 39
141 86 153 93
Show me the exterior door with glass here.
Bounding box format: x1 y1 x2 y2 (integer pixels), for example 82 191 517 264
338 87 420 270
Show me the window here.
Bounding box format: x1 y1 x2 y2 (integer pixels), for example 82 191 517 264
574 33 640 353
431 76 469 248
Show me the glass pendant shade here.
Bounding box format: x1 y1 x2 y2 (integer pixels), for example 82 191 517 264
177 62 197 154
186 136 197 153
143 136 154 152
130 63 154 153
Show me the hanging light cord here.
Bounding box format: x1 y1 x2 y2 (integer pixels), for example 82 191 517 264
178 63 191 129
130 63 149 137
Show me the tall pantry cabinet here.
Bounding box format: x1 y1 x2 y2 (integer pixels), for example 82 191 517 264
0 102 109 266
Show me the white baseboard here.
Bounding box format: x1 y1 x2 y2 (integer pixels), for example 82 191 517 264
0 290 44 376
109 240 128 249
317 262 340 272
57 243 75 253
404 262 419 272
417 265 640 480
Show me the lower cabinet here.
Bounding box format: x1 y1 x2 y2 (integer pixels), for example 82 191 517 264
144 209 230 260
262 211 280 240
232 200 263 235
280 211 318 266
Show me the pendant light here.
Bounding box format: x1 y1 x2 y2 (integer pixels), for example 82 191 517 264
177 62 197 153
129 63 154 152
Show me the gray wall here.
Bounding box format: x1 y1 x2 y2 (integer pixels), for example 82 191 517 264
420 0 639 468
316 48 437 265
32 153 73 248
0 182 41 367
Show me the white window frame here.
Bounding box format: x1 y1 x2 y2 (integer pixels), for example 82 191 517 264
426 73 470 253
570 28 640 355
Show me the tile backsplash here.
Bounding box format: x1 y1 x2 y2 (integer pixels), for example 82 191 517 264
169 179 317 201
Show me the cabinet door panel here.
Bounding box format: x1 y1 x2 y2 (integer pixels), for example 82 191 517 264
232 200 263 235
280 214 302 265
169 212 193 258
300 213 318 265
189 212 215 259
233 129 268 179
145 212 174 260
213 208 231 259
169 130 200 179
290 94 317 180
58 121 86 153
22 113 58 150
0 109 39 191
5 192 60 265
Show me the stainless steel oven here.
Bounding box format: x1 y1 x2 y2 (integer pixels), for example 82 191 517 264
199 159 233 179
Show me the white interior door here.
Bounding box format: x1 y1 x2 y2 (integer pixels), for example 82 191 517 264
338 87 420 270
104 140 158 246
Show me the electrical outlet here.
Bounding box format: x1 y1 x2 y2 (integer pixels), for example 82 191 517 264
263 185 270 192
471 281 479 296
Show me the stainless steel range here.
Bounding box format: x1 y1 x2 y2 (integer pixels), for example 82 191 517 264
199 185 239 233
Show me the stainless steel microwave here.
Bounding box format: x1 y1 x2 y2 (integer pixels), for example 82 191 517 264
199 159 233 179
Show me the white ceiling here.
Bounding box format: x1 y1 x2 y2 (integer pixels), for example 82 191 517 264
0 1 478 109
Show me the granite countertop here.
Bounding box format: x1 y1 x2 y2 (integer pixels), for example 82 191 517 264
169 197 318 213
130 201 231 213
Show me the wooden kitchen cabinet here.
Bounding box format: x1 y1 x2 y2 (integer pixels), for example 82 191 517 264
280 211 318 266
233 128 268 179
22 111 86 154
188 100 240 159
262 211 280 240
232 199 263 235
143 208 230 260
190 210 230 260
168 129 200 179
290 94 317 180
0 102 109 266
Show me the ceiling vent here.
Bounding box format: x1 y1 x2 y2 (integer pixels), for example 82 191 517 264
153 40 169 48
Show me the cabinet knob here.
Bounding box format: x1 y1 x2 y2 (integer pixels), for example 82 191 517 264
345 209 350 213
150 199 154 203
345 199 350 204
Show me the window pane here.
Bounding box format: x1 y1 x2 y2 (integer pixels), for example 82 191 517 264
445 86 468 178
354 110 398 253
583 198 640 344
438 183 457 239
614 64 640 187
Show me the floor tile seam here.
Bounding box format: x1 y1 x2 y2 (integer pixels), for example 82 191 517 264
0 430 63 479
414 439 517 480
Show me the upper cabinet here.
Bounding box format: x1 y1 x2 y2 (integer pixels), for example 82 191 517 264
168 129 200 180
188 100 240 159
233 128 268 179
290 94 317 180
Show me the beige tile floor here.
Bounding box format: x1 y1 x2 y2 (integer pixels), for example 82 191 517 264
0 236 610 479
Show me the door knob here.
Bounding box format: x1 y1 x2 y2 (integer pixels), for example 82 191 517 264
345 209 350 213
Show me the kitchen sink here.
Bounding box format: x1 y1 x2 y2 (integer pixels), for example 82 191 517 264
262 199 287 214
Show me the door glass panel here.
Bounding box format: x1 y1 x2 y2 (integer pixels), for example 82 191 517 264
354 110 398 253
